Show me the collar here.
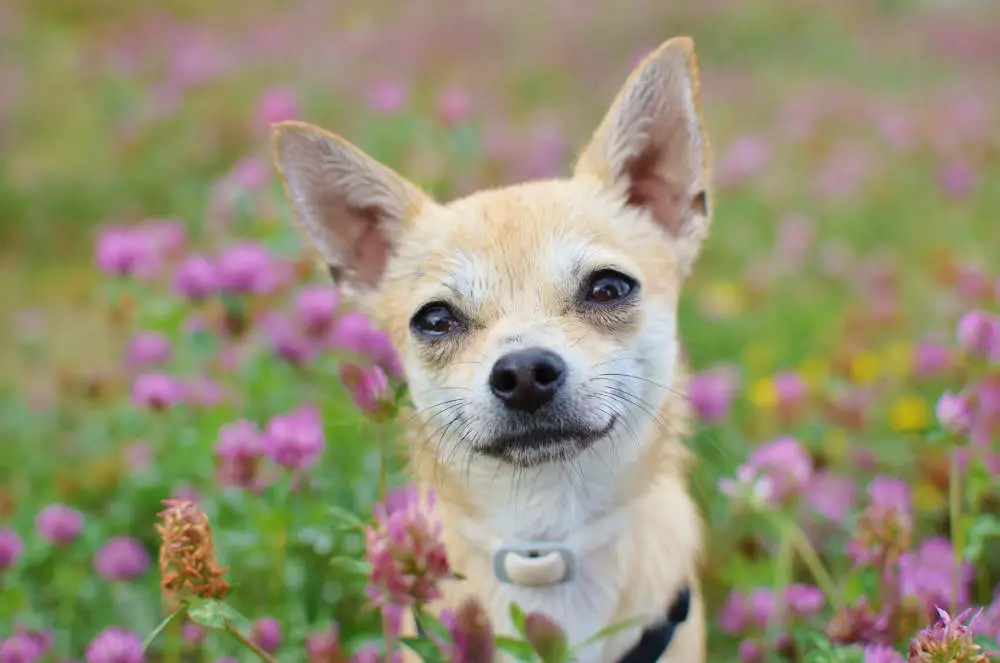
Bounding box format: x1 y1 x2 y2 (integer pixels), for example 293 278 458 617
457 514 627 588
616 585 691 663
492 541 576 586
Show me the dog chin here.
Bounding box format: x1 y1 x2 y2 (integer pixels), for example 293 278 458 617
476 416 618 468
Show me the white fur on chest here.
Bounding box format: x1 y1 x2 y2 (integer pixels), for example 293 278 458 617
444 448 656 663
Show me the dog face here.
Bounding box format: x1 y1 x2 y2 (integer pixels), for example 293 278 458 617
272 38 712 470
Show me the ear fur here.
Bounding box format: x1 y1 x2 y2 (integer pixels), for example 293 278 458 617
574 37 712 274
270 121 432 295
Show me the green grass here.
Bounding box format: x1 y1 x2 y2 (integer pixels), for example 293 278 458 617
2 1 999 661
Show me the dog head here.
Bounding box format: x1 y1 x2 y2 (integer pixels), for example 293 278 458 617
272 37 711 470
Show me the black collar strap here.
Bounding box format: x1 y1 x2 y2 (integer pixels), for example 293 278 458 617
616 585 691 663
413 585 691 662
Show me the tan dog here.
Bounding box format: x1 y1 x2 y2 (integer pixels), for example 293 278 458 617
272 36 711 663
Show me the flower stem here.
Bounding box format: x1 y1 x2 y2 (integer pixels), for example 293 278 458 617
383 609 396 660
773 529 793 637
786 521 842 609
378 423 389 501
164 616 182 663
949 447 962 615
224 623 278 663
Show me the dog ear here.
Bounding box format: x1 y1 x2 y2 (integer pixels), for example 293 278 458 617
271 121 433 295
574 37 712 275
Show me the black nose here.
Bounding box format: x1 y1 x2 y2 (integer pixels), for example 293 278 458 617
489 348 567 413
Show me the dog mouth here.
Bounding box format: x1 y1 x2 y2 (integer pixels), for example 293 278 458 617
478 416 618 467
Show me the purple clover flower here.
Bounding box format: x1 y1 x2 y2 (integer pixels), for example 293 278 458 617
261 405 325 470
743 436 813 504
216 241 286 296
785 584 824 618
126 331 172 367
0 634 45 663
956 310 1000 360
295 285 340 338
250 618 282 653
35 503 85 546
365 81 407 114
172 254 219 301
340 363 393 421
94 226 156 279
84 627 145 663
215 420 265 489
94 536 150 581
255 86 298 131
364 485 451 609
305 623 342 663
862 645 904 663
908 607 990 662
0 529 23 571
898 537 973 619
688 366 739 423
261 313 318 366
131 372 184 410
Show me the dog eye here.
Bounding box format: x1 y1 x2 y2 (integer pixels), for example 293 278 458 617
584 270 637 305
411 303 461 338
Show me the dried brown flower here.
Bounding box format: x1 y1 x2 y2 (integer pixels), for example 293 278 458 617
155 499 230 601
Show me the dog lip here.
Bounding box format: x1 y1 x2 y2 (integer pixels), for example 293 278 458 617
479 415 618 461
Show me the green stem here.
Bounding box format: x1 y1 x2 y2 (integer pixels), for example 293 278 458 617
378 424 389 501
383 608 396 659
949 447 962 615
773 529 793 636
224 623 279 663
785 520 842 609
164 616 182 663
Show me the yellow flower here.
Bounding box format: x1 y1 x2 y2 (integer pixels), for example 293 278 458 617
798 356 830 391
742 343 774 375
701 281 746 319
850 351 882 386
821 427 850 461
884 341 913 378
749 377 778 409
913 479 944 514
890 395 930 432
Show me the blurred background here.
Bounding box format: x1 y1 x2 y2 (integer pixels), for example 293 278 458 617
3 0 998 375
1 0 999 661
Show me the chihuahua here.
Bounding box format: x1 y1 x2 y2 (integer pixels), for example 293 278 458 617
272 36 711 663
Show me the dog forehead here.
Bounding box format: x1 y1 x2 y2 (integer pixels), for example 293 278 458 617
411 181 634 275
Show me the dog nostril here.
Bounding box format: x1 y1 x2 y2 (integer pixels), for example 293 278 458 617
534 362 561 387
491 369 518 395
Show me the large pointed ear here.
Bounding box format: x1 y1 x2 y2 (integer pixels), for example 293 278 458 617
271 121 432 295
574 37 712 275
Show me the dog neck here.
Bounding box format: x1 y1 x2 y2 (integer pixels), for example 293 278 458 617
413 368 693 588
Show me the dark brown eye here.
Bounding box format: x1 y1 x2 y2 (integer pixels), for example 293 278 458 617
584 270 637 305
411 303 461 338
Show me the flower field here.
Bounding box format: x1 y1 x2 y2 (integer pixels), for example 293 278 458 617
1 1 999 661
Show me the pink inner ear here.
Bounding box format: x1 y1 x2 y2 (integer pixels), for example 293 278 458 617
351 206 391 286
624 147 687 235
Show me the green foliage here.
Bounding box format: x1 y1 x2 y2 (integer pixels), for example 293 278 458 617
3 1 1000 662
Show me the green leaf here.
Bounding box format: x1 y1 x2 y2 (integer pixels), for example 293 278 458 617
413 611 450 642
573 616 644 651
509 602 528 638
186 598 252 633
329 556 372 576
399 636 446 662
963 514 1000 562
493 635 539 662
965 458 995 508
328 505 366 531
142 607 185 652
